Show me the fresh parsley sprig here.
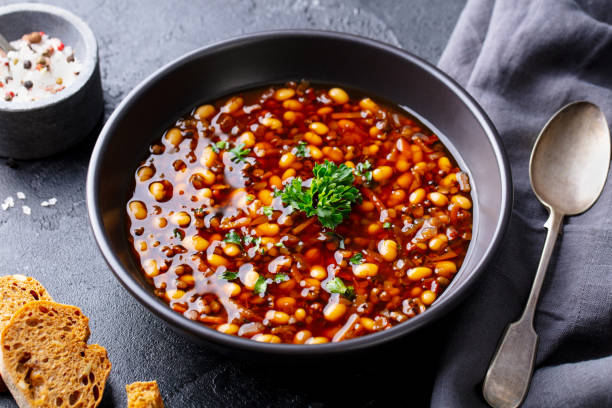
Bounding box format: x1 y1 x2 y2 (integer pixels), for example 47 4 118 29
229 143 251 163
221 271 239 281
325 277 356 301
262 206 274 218
274 273 289 283
254 276 267 296
349 253 364 265
355 160 373 183
278 161 361 229
211 140 228 153
224 230 242 247
294 141 310 158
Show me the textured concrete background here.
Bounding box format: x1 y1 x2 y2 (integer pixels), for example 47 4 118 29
0 1 465 406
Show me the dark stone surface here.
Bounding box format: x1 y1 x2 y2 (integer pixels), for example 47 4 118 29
0 1 465 406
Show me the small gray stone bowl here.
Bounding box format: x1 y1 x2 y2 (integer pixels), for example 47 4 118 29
0 2 103 159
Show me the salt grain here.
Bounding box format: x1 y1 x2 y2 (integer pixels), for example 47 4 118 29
41 197 57 207
16 192 25 199
2 196 15 211
22 205 31 215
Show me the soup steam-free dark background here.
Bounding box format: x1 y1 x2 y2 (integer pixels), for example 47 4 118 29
0 1 466 406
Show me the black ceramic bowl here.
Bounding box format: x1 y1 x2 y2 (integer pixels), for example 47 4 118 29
0 2 103 159
87 30 512 358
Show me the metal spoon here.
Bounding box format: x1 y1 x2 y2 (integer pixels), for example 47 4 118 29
0 33 16 52
482 101 611 408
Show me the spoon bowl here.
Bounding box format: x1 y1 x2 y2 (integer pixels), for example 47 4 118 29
530 101 611 215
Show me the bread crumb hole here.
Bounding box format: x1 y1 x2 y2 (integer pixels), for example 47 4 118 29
18 352 31 364
30 290 39 300
69 390 81 405
39 306 48 313
56 397 63 406
93 385 99 400
25 318 40 327
89 372 95 382
81 375 88 385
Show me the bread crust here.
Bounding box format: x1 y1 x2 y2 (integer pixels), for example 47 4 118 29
0 275 52 393
126 381 165 408
0 301 111 408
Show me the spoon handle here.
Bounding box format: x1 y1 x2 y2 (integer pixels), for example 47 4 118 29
0 33 15 53
483 210 564 408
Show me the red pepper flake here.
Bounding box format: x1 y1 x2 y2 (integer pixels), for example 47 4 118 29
0 83 3 88
39 31 45 35
57 42 64 51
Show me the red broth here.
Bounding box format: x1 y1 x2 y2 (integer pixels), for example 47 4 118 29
126 82 473 344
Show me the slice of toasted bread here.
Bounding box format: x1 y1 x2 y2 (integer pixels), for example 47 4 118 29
0 275 52 393
0 301 111 408
126 381 165 408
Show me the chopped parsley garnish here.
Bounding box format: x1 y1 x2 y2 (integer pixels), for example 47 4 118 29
278 160 361 229
262 206 274 218
211 140 228 153
229 143 251 163
224 230 242 246
275 242 286 248
245 236 263 253
254 276 267 296
325 231 346 249
383 222 392 229
221 271 239 281
246 195 255 203
344 286 356 301
173 228 184 240
355 160 373 183
349 253 364 265
295 141 310 158
325 277 356 301
274 273 289 283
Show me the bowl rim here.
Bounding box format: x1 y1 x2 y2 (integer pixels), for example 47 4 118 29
0 2 98 112
86 29 513 356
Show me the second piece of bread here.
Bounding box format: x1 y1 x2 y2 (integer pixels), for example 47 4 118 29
0 300 111 408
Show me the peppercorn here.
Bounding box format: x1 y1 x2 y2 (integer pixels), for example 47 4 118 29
23 60 31 69
24 81 33 90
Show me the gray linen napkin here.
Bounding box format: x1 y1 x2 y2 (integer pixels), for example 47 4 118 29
433 0 612 407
